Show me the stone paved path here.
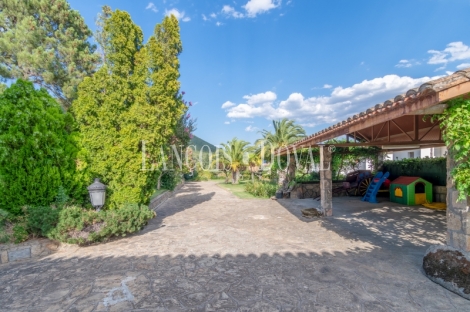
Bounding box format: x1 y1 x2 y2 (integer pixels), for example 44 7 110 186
0 181 468 311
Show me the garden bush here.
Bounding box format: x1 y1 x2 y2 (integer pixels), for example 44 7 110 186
244 181 278 198
49 203 155 245
195 170 211 181
161 170 181 190
383 157 446 186
0 80 80 214
26 205 61 238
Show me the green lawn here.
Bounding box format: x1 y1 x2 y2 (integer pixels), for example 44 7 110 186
217 181 259 199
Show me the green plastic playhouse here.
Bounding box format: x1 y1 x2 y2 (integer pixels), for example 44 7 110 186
390 176 432 205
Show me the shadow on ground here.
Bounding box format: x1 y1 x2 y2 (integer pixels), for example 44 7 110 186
0 247 467 311
278 197 446 249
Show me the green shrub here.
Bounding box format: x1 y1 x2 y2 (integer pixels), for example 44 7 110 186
12 224 28 243
383 157 446 186
194 170 211 181
49 204 155 245
244 181 278 198
161 171 181 190
0 80 80 214
26 206 60 237
295 171 320 182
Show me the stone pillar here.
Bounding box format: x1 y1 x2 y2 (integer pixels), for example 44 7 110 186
320 145 333 216
446 150 470 252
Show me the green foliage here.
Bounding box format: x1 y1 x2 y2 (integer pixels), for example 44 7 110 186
49 203 155 245
244 181 278 198
0 0 100 108
26 205 60 237
12 224 28 243
433 97 470 200
160 171 181 190
256 119 306 149
0 80 80 214
73 10 185 208
383 157 446 186
196 170 212 181
218 138 252 184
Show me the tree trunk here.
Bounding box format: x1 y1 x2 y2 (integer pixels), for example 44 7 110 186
233 170 240 184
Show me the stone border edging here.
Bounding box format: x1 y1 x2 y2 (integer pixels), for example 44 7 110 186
0 238 59 264
149 181 185 210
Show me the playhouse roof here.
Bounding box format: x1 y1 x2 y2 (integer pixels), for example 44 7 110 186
391 176 428 185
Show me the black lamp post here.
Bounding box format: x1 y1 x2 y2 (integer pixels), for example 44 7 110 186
87 178 106 211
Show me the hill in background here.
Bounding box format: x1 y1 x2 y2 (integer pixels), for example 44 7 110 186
189 135 217 153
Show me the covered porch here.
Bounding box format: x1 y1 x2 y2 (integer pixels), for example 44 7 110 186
279 69 470 298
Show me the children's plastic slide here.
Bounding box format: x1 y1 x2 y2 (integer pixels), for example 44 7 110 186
361 172 390 203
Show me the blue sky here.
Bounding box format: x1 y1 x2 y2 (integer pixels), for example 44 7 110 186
68 0 470 146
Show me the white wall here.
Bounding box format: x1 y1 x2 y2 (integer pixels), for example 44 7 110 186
387 147 446 160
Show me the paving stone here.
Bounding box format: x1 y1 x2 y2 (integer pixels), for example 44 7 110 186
0 181 468 311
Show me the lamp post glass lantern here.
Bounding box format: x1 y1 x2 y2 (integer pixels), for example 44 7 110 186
87 178 106 210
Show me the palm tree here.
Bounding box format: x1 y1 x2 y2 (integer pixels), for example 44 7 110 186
256 119 306 186
256 118 306 150
247 152 262 182
218 138 251 184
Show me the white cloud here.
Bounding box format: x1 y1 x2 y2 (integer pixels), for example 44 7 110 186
216 21 223 26
323 84 333 89
245 125 259 132
202 14 208 21
221 101 236 109
456 63 470 70
395 60 412 68
224 74 437 127
395 59 421 68
224 121 230 125
243 0 281 17
210 13 217 18
145 2 158 13
165 8 190 22
428 42 470 67
243 91 277 105
222 5 244 18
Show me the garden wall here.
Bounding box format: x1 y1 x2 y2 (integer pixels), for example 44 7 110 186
290 182 345 199
0 239 59 264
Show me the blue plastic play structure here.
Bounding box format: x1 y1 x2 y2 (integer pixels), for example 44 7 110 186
361 172 390 203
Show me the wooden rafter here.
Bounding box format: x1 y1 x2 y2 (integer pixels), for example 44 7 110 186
419 122 439 141
374 122 386 141
391 120 413 141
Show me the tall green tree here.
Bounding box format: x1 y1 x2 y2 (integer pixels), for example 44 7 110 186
218 138 251 184
0 0 100 108
147 15 186 152
0 80 79 214
73 9 185 208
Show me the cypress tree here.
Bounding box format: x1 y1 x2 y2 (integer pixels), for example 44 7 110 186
73 10 186 208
